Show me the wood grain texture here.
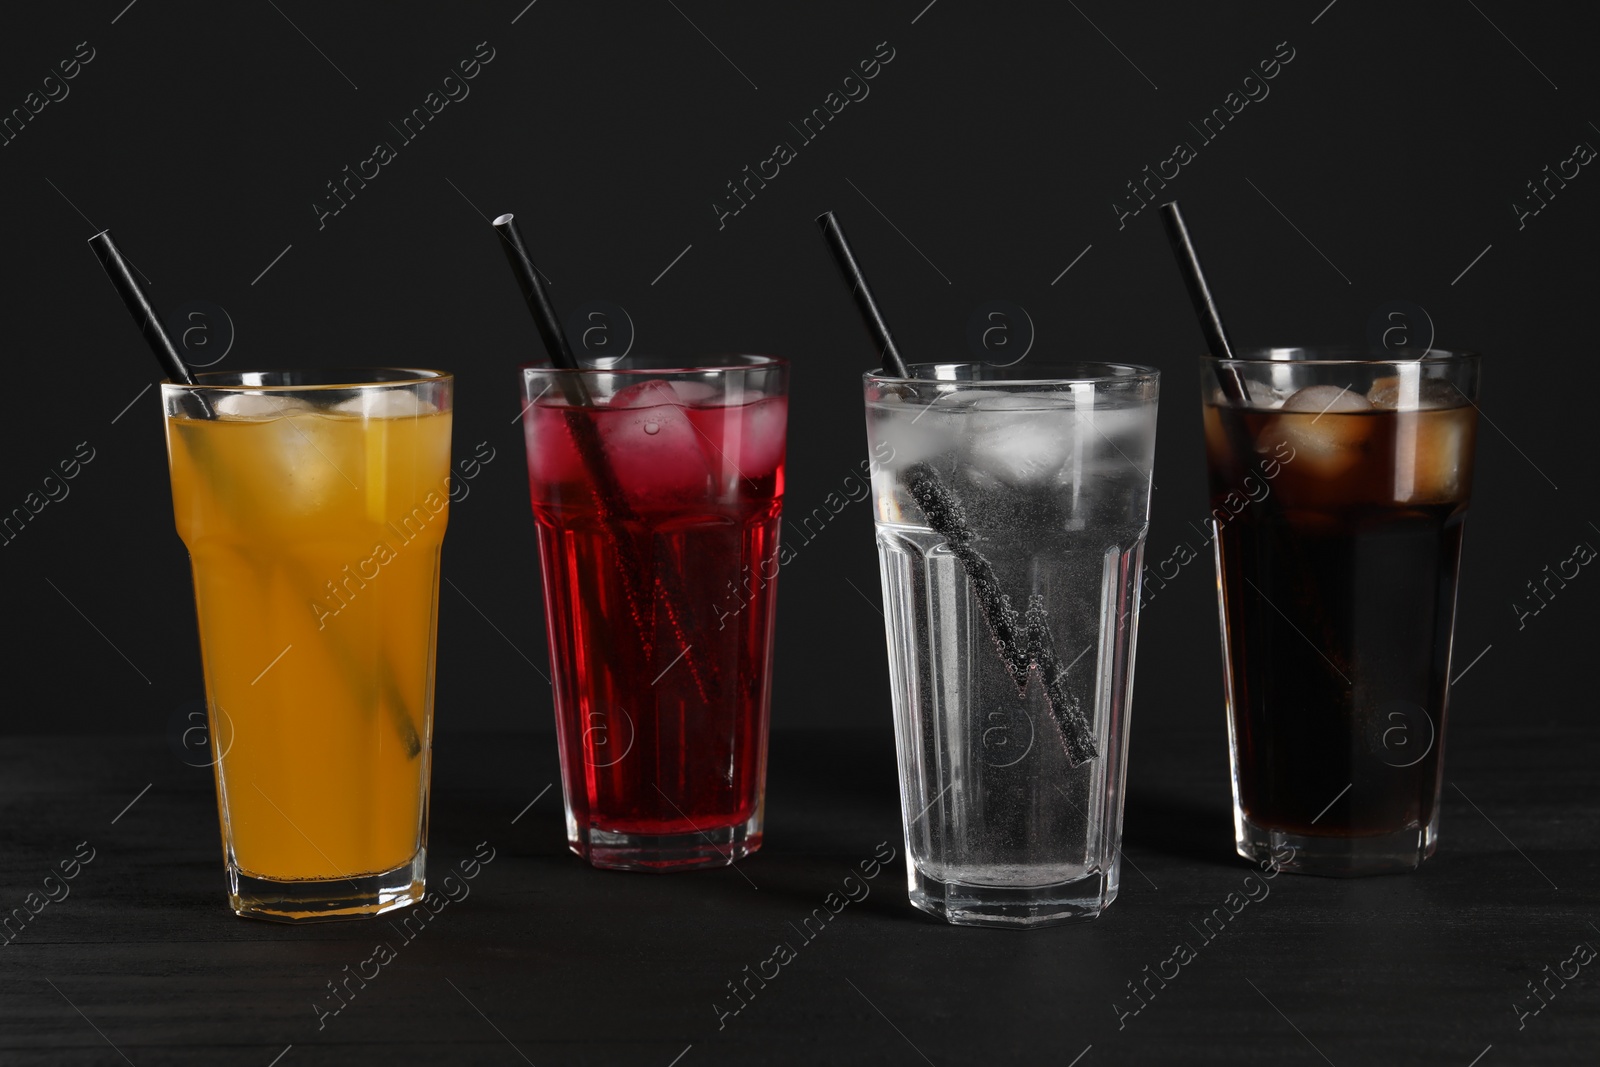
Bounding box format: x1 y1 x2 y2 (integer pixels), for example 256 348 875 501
0 725 1593 1065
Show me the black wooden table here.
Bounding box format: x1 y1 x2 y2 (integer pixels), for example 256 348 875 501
2 725 1594 1065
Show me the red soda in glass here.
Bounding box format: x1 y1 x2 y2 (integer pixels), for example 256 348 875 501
520 355 787 870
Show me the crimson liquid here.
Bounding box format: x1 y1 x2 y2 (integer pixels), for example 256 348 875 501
523 370 786 870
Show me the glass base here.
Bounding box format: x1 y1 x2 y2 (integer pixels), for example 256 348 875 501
228 850 426 922
908 867 1117 928
572 812 762 872
1236 814 1437 877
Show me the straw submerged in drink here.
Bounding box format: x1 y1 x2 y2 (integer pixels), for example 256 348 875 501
90 231 425 760
166 386 447 767
1157 199 1345 667
490 212 716 702
833 207 1159 925
815 211 1097 765
1159 202 1483 876
494 213 786 871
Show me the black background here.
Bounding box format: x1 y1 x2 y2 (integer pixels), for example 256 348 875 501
2 0 1596 740
2 2 1597 1064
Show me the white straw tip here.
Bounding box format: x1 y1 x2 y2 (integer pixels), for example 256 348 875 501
492 213 515 227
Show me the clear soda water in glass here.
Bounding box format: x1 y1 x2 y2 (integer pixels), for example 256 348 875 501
863 361 1159 927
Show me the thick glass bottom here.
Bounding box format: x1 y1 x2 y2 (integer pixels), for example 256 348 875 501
908 866 1117 928
229 850 425 922
571 811 762 872
1236 812 1437 877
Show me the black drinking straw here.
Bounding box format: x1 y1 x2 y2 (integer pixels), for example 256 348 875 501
489 212 713 704
1158 202 1250 403
816 212 910 379
88 230 214 419
1157 202 1346 674
814 211 1097 765
87 228 422 758
1158 201 1277 492
492 215 583 383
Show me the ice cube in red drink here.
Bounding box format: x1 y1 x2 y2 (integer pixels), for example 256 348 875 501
599 380 712 505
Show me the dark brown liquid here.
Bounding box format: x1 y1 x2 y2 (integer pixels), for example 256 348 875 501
1204 402 1476 837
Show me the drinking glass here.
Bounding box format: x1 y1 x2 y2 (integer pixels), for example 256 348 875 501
521 355 788 870
864 361 1159 926
164 368 452 920
1201 347 1480 874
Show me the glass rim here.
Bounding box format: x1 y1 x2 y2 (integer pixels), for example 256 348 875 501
162 367 452 391
1204 346 1479 366
522 353 787 376
865 360 1160 387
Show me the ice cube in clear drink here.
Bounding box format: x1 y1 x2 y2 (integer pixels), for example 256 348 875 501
870 396 952 469
965 395 1072 487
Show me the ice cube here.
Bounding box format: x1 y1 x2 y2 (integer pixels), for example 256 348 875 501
213 393 314 420
333 390 425 418
1281 384 1372 414
523 405 587 490
610 379 675 409
265 412 363 513
1210 374 1292 408
598 380 712 502
869 399 954 469
970 393 1071 412
1081 404 1154 444
967 393 1073 438
911 387 996 423
676 394 786 489
667 381 719 405
733 396 787 479
1245 379 1284 409
1401 406 1475 502
966 414 1071 485
1256 400 1374 478
1367 376 1464 411
939 388 1008 409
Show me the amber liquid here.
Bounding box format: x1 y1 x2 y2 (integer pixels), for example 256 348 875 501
167 408 451 879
